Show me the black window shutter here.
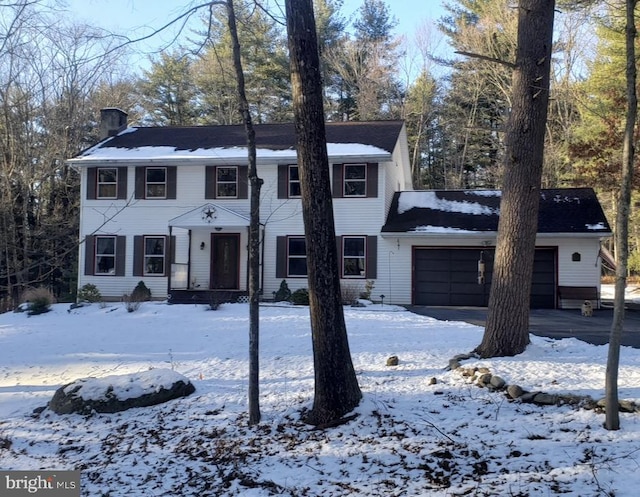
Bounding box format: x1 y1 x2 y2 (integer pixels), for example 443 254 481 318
133 235 144 276
277 165 288 198
336 236 343 276
237 166 248 199
135 167 145 199
167 166 177 199
366 163 378 198
84 235 95 275
366 235 378 278
332 164 343 198
117 167 128 200
86 168 97 200
276 236 287 279
116 236 127 276
205 166 216 199
169 235 176 265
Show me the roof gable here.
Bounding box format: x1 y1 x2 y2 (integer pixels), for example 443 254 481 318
168 203 249 229
382 188 612 235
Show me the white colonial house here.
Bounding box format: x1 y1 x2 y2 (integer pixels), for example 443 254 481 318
68 108 611 308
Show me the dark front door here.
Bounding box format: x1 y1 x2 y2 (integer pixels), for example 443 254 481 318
210 233 240 289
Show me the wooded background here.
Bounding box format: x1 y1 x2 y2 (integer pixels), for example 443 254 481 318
0 0 629 310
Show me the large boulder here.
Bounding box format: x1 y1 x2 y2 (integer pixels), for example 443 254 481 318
49 369 195 414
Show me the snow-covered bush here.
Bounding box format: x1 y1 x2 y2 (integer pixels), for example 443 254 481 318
22 287 56 316
77 284 102 303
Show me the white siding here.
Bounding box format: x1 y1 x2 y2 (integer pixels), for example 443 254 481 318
261 161 389 298
548 237 603 287
78 164 252 299
377 234 605 305
78 158 392 300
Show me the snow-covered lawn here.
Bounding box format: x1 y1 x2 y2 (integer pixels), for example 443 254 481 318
1 298 640 496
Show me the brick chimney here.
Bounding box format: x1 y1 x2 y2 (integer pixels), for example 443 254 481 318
99 108 128 140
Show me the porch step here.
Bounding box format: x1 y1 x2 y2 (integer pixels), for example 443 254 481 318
168 290 247 305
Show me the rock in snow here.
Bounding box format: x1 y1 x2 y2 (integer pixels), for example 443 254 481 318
49 368 195 414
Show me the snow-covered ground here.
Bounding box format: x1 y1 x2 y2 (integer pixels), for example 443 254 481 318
1 296 640 496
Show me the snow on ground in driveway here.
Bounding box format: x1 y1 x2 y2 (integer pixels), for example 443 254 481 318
1 300 640 496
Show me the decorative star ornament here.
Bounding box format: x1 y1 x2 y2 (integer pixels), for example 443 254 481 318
201 206 217 223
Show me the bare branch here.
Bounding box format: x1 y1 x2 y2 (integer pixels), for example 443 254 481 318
455 50 517 69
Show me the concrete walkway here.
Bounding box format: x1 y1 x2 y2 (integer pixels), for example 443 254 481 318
406 305 640 348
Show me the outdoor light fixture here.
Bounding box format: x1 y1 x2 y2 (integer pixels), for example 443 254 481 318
200 242 205 250
478 251 486 285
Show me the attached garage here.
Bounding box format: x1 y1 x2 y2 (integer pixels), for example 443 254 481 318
413 247 557 308
381 188 612 308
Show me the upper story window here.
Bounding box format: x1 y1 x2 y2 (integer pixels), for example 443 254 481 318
146 167 167 198
88 167 127 200
206 166 247 200
288 165 301 198
97 168 117 199
287 236 307 277
217 167 238 198
344 164 367 197
95 236 116 275
144 236 166 275
342 236 366 277
332 163 378 199
135 167 176 200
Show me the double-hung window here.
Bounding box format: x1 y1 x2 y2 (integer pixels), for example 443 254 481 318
288 165 301 198
144 237 166 275
95 236 116 275
342 236 366 277
287 237 307 277
217 167 238 198
146 167 167 198
97 168 117 199
343 164 367 197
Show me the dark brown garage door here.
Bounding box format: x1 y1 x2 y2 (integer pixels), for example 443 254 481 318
413 247 557 308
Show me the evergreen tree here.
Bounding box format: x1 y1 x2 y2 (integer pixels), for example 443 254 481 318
195 0 291 124
326 0 403 120
438 0 517 188
140 51 199 126
403 70 441 188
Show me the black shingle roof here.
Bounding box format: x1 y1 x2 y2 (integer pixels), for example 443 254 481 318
382 188 612 235
82 121 404 155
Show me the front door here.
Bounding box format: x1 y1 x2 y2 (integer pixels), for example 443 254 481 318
210 233 240 289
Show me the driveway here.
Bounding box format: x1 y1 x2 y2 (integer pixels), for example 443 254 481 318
406 305 640 348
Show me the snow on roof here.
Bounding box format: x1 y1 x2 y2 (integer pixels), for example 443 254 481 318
412 225 478 233
383 188 612 235
586 222 607 230
69 121 404 163
72 142 390 162
398 191 499 216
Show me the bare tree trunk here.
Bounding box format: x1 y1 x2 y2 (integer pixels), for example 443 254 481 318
226 0 262 426
475 0 555 358
285 0 362 426
605 0 637 431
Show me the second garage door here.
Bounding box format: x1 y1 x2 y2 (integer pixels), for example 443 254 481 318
413 247 557 308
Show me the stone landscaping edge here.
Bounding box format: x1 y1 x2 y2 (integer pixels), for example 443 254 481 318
446 353 639 414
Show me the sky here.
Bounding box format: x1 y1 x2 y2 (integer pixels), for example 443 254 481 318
63 0 450 73
2 286 640 495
